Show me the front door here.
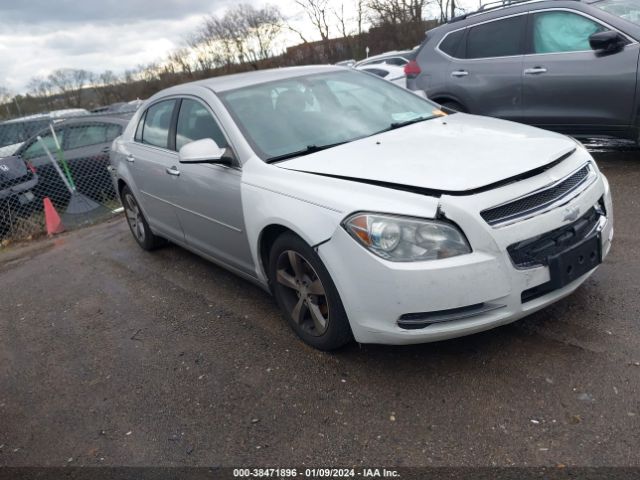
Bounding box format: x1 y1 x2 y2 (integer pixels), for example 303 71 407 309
171 98 254 275
521 9 639 135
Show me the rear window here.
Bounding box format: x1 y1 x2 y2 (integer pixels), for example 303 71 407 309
466 15 526 58
439 29 466 57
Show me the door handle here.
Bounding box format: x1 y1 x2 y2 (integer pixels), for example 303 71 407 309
451 70 468 77
524 67 547 75
126 154 135 163
166 166 180 176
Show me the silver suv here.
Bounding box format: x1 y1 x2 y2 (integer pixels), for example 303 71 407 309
407 0 640 142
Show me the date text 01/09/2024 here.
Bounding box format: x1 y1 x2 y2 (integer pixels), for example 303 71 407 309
232 468 400 477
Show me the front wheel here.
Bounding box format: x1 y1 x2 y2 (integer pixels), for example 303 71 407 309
121 185 165 251
269 233 352 351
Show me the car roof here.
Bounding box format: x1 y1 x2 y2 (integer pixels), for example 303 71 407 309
58 115 130 127
154 65 345 97
426 0 605 36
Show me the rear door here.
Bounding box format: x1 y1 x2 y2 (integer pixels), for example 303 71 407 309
521 9 639 134
125 99 184 241
445 14 527 120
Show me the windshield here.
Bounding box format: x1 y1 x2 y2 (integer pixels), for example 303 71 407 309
0 119 50 148
594 0 640 25
218 70 442 161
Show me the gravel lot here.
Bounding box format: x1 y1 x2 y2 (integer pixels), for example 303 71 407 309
0 146 639 468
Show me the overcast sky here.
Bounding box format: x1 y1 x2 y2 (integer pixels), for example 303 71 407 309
0 0 464 94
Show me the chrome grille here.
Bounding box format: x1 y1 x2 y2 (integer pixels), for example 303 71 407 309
481 164 593 226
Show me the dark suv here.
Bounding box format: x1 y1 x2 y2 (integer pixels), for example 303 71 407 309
407 0 640 142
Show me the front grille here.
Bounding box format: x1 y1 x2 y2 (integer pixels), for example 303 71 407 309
481 164 593 226
508 206 602 269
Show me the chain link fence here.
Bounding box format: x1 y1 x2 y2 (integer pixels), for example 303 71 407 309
0 111 134 244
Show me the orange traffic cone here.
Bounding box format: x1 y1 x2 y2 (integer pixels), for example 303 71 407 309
43 197 65 236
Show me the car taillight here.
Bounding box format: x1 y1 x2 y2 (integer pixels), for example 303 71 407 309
27 162 36 174
404 60 421 78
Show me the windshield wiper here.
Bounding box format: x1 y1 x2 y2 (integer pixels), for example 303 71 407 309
389 115 436 130
363 115 437 139
265 141 348 163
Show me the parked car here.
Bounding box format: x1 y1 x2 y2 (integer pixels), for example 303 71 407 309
1 109 90 159
357 64 407 87
335 59 356 67
0 115 50 158
355 49 416 68
48 108 90 119
110 66 613 350
407 0 640 143
15 116 128 207
0 155 39 237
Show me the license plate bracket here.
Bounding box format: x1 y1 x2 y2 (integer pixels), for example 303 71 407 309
548 234 602 290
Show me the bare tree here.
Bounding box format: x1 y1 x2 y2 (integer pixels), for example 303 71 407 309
47 68 93 106
192 4 284 68
367 0 428 25
167 48 196 78
244 4 284 62
0 86 12 105
295 0 331 41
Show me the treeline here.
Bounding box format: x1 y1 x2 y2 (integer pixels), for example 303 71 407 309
0 0 452 120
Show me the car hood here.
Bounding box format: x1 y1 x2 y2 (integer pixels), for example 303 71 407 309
277 113 577 193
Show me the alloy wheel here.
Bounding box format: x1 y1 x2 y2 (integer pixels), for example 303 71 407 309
124 193 145 243
275 250 329 336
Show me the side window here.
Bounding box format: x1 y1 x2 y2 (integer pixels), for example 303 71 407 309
466 15 526 58
533 11 608 54
22 129 64 160
66 123 109 149
440 29 466 57
134 113 145 142
385 57 408 66
142 100 176 149
175 99 228 151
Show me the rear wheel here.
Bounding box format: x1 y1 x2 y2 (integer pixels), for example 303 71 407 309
121 185 165 251
440 100 467 113
269 232 352 351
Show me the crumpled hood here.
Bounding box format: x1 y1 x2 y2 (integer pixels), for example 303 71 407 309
277 113 576 192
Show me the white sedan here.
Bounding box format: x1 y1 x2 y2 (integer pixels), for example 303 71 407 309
110 66 613 350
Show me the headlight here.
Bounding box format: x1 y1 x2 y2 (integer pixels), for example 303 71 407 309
342 212 471 262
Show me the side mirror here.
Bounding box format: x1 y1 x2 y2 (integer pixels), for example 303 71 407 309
178 138 228 164
589 31 625 53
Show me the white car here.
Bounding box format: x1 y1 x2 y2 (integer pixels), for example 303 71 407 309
357 64 407 88
110 66 613 350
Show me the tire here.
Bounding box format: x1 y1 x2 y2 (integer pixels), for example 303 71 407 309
440 101 467 113
121 185 165 251
268 232 353 351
